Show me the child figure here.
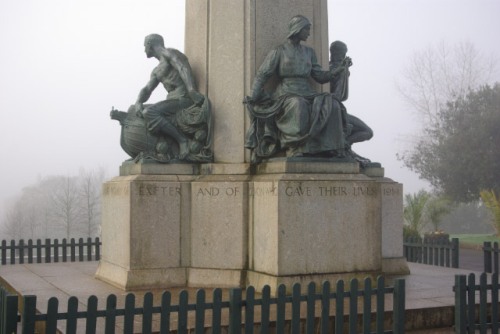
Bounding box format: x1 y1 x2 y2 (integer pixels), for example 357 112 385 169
329 41 376 167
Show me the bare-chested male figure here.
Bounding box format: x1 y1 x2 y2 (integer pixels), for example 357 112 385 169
135 33 205 159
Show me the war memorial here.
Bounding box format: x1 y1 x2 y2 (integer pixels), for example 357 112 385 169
96 0 409 294
2 1 493 333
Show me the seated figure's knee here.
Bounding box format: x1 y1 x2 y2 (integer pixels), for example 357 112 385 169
141 106 154 120
286 96 309 112
365 127 374 140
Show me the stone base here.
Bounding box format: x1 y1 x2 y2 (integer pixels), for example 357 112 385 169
381 257 411 275
95 260 187 290
98 161 408 291
187 268 245 288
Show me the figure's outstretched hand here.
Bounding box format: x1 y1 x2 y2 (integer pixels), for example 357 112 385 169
135 102 144 118
189 91 205 107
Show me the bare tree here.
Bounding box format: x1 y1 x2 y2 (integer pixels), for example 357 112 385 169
2 201 25 240
397 40 498 125
48 175 82 239
1 168 107 241
78 167 106 237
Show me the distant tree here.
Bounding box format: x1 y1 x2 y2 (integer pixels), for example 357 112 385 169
78 167 106 237
426 196 453 232
1 168 107 241
403 190 431 236
480 189 500 235
400 84 500 201
2 202 25 240
397 40 497 126
439 201 493 234
49 175 83 239
1 185 49 240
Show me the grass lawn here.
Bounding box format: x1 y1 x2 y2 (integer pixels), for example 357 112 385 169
450 233 500 247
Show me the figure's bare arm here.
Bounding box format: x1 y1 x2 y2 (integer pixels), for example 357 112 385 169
135 72 160 114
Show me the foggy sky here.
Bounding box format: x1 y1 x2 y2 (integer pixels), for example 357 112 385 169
1 0 499 214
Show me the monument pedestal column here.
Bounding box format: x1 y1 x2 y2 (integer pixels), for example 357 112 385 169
97 161 409 291
246 161 407 294
95 167 196 289
188 165 252 288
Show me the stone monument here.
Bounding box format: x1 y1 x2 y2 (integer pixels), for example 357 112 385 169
96 0 409 294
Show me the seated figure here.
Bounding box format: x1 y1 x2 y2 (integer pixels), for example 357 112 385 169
111 33 213 163
244 15 346 161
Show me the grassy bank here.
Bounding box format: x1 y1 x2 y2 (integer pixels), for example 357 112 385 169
450 233 500 248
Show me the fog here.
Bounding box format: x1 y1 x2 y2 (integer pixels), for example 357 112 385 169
1 0 499 213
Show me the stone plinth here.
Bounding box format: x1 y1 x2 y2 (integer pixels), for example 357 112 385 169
96 173 194 289
97 161 408 292
245 161 408 293
97 163 254 290
188 174 251 287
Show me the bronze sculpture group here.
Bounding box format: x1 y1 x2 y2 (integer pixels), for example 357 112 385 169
111 34 212 163
111 16 374 166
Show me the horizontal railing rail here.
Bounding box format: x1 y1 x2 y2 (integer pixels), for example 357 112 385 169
0 237 101 265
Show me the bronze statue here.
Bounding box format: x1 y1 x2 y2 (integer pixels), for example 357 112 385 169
329 40 374 166
111 34 213 163
244 15 346 162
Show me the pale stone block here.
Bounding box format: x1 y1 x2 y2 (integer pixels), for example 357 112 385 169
190 177 249 270
100 178 131 270
96 260 187 290
382 258 410 275
128 178 183 269
120 161 199 176
97 175 192 289
251 176 382 277
256 160 359 174
200 163 252 175
380 181 404 258
188 268 244 288
363 166 385 178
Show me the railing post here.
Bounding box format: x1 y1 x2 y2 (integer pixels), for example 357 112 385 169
71 238 76 262
10 240 15 265
1 240 6 265
54 239 59 263
19 239 24 264
451 238 459 268
22 295 37 333
45 238 51 263
1 294 19 334
494 242 499 274
393 279 405 334
454 275 467 334
229 288 242 334
28 239 34 264
95 237 101 261
484 241 492 273
87 237 92 261
36 239 42 263
62 239 68 262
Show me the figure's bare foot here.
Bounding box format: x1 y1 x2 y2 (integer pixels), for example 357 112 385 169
178 140 189 160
